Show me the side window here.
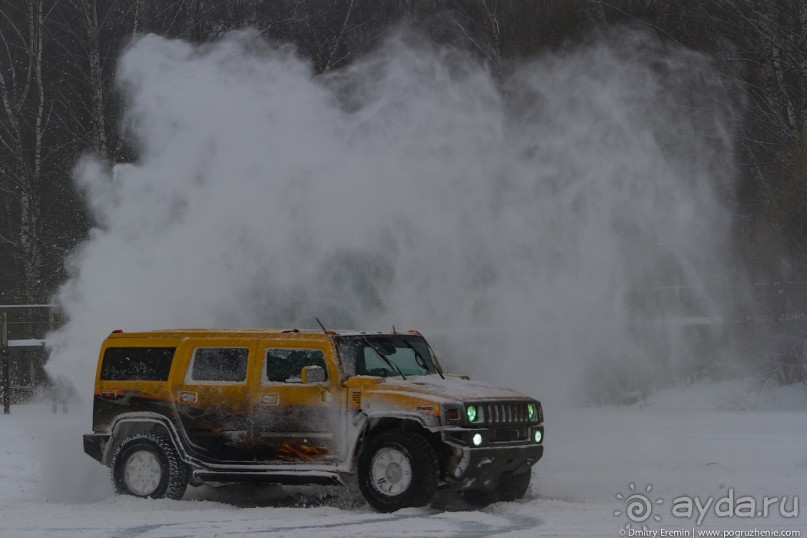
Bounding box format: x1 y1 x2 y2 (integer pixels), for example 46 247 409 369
264 349 328 384
186 347 248 383
100 347 175 381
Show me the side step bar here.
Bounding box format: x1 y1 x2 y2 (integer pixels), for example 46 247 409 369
192 470 343 486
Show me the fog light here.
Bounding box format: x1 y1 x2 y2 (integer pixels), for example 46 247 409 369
472 433 483 446
534 430 542 444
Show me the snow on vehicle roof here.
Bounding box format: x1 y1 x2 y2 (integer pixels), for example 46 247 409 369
106 329 422 338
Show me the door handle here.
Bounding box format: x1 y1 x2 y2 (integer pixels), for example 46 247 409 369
260 393 279 405
178 391 197 403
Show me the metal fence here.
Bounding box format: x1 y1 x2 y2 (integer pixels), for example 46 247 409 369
0 305 61 414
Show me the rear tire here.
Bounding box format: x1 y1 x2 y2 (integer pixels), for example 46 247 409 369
111 432 188 500
358 430 439 513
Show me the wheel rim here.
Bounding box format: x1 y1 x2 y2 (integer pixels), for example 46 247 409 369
371 446 413 497
123 450 162 496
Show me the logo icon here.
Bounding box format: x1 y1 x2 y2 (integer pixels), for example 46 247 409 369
614 482 663 530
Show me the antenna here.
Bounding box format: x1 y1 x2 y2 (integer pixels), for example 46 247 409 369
315 317 328 334
392 325 397 334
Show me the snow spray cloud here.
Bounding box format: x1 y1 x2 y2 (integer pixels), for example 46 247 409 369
48 28 740 407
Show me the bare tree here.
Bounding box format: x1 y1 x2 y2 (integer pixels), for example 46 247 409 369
76 0 108 156
0 0 49 303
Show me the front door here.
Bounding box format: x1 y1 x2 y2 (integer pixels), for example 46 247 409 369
252 340 345 463
173 339 256 462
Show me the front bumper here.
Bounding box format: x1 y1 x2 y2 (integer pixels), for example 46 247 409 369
440 426 544 489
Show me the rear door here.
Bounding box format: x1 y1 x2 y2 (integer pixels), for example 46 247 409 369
172 338 257 462
251 340 346 463
95 338 178 433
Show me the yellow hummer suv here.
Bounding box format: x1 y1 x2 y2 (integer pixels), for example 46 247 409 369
83 329 544 512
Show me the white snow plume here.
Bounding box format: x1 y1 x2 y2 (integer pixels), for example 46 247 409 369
48 28 741 409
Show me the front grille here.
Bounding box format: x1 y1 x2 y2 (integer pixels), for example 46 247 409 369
480 401 530 424
491 428 525 442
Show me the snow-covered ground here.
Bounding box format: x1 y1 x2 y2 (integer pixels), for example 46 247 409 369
1 380 805 537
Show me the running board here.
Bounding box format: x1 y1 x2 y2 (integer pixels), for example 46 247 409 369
192 470 343 486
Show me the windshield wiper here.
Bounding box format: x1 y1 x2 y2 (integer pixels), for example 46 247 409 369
362 338 406 380
402 338 445 379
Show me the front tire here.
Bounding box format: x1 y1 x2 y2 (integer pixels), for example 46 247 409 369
496 470 531 502
111 432 188 500
358 430 439 513
462 471 532 507
461 488 495 507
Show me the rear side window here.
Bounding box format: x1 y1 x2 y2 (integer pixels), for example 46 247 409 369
100 347 175 381
265 349 328 383
187 347 249 383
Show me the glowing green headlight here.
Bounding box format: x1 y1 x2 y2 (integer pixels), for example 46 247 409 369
466 405 478 423
528 403 536 421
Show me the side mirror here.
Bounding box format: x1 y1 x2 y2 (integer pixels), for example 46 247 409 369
301 365 326 384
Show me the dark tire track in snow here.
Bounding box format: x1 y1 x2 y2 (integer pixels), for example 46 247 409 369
451 511 544 537
105 508 543 537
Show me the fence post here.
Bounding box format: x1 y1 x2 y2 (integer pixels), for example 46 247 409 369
2 311 9 414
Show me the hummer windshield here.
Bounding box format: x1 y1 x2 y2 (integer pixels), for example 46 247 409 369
336 335 442 378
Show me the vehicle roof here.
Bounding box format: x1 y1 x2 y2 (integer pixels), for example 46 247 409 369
105 329 421 340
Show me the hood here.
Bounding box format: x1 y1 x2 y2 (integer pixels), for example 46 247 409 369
367 374 532 403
